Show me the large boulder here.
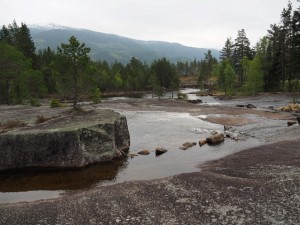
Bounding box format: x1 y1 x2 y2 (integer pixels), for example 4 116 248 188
0 109 130 171
206 133 224 145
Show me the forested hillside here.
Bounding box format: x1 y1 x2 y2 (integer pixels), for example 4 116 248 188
0 1 299 107
29 26 220 64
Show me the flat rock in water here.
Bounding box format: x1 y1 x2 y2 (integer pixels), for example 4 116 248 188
180 142 196 150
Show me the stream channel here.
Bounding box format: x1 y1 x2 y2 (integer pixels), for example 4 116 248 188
0 89 293 204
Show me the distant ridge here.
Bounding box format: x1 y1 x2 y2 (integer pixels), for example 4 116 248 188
29 24 220 64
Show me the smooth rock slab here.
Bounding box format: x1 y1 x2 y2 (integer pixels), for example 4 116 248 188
0 109 130 171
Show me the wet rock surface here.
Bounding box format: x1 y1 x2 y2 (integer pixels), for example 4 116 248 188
1 140 299 225
155 147 168 156
206 133 225 145
138 150 150 155
0 109 130 171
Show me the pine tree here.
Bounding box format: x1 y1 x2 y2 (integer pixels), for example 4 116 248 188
232 29 253 86
0 25 12 44
281 1 293 91
0 42 30 104
56 36 91 109
220 38 234 61
268 24 284 91
292 3 300 90
16 23 36 60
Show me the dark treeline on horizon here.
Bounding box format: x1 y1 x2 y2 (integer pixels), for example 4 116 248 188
0 1 299 105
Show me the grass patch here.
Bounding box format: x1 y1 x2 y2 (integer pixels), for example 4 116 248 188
0 119 27 134
50 98 61 108
30 98 41 107
35 115 61 124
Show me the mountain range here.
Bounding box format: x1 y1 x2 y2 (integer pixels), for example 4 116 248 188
29 24 220 64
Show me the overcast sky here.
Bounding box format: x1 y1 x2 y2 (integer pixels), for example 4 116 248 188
1 0 299 49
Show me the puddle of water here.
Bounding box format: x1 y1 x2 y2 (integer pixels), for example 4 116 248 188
0 110 261 204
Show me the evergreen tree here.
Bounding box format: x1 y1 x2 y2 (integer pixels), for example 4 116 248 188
151 58 178 90
268 24 284 91
56 36 91 109
38 47 57 93
220 37 234 61
0 25 12 44
0 42 30 104
232 29 253 86
281 1 293 90
292 3 300 91
198 50 218 88
16 23 36 60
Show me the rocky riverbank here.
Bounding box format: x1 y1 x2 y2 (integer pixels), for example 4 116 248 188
0 95 299 224
0 140 299 224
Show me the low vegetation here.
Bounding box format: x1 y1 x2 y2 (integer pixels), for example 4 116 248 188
0 119 27 133
50 99 61 108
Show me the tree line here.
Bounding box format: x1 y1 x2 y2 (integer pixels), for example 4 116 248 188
1 1 299 105
0 21 180 105
211 1 300 95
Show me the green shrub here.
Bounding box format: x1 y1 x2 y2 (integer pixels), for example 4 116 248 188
30 98 41 107
92 88 101 104
35 115 49 124
2 120 27 129
50 98 61 108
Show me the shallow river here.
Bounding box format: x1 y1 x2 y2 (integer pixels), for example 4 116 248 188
0 89 295 204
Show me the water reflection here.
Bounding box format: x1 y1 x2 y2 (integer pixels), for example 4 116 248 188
0 160 128 203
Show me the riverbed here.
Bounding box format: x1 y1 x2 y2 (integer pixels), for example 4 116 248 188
0 90 299 204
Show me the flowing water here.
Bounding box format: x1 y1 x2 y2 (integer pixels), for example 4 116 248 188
0 89 295 204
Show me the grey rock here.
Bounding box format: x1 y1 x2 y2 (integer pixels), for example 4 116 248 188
246 104 256 109
138 150 150 155
287 121 297 127
180 142 196 150
206 133 225 145
199 138 207 147
0 110 130 171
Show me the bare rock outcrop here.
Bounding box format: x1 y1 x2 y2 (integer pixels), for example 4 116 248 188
0 109 130 171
